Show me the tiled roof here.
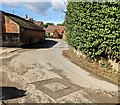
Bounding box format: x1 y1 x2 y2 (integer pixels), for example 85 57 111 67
44 27 55 33
44 25 65 34
33 21 44 27
1 11 44 31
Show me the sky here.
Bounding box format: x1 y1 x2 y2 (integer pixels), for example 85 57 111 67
1 0 67 25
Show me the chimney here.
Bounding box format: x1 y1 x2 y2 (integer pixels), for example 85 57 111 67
29 18 33 21
25 14 28 20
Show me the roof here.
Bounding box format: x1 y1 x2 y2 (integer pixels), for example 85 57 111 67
1 11 44 31
33 21 44 28
44 27 56 33
44 25 65 34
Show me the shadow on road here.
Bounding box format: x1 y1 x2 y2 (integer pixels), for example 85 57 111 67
21 39 58 49
0 86 26 100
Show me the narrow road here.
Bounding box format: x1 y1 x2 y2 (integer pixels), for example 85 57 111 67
1 38 118 103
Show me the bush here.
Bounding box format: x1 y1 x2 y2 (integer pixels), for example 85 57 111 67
45 33 53 38
65 1 120 62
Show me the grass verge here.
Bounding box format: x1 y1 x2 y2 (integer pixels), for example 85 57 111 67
63 49 119 85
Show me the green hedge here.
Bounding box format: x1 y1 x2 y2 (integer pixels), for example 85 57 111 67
65 1 120 61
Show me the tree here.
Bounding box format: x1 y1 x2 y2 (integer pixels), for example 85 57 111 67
57 22 65 26
45 23 54 28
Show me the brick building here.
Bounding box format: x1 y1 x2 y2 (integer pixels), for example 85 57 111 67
0 11 45 47
44 25 65 39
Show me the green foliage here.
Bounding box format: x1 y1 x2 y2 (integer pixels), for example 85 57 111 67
45 23 54 28
45 33 53 38
65 1 120 61
57 22 65 26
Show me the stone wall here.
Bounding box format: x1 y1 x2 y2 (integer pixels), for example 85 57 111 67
73 48 86 59
109 59 120 72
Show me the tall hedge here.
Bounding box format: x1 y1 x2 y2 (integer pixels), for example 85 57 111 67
65 1 120 61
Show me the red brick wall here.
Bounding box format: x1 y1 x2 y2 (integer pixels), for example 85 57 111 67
53 30 62 39
4 16 20 33
20 28 45 45
53 30 59 38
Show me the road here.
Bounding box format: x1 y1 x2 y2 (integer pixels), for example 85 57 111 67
1 38 119 103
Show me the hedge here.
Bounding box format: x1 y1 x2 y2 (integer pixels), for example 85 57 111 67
65 1 120 62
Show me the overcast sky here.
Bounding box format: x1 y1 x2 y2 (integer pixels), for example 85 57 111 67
1 0 67 24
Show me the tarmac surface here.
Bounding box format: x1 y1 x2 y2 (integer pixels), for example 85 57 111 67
0 38 119 103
